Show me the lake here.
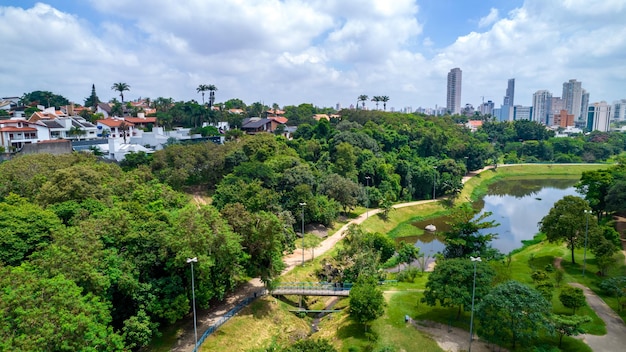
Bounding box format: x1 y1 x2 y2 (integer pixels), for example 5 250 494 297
403 177 581 256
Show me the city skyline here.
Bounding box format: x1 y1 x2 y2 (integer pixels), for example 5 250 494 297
1 0 626 110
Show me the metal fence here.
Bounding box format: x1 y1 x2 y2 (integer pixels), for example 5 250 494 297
193 289 266 352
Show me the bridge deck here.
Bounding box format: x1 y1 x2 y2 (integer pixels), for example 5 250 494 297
270 288 350 296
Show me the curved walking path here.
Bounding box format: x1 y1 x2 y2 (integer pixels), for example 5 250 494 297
171 166 495 351
570 283 626 352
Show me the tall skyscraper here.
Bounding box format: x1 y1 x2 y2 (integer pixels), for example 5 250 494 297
504 78 515 106
532 90 552 124
580 89 590 123
562 79 583 120
499 78 515 121
446 68 462 115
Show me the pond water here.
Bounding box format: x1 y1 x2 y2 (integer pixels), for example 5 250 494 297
402 178 581 256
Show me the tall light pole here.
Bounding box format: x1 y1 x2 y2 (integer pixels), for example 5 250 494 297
365 176 371 218
186 257 198 351
469 256 481 352
582 210 591 277
300 202 306 266
432 167 437 200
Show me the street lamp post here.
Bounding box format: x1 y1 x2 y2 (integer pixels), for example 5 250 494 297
469 256 481 352
365 176 371 218
300 202 306 266
186 257 198 351
582 210 591 277
432 167 437 200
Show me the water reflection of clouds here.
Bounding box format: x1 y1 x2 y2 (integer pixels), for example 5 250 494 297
479 187 580 254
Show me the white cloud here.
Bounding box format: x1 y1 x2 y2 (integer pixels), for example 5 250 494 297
1 0 625 111
478 8 499 28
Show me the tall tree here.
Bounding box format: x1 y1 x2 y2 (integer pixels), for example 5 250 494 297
84 84 100 110
477 280 552 349
196 84 209 105
539 196 596 264
349 276 385 331
358 95 368 110
443 203 499 259
371 96 381 110
111 82 130 104
422 258 496 319
207 84 217 108
381 95 390 111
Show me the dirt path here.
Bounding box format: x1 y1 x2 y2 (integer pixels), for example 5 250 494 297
570 283 626 352
169 165 496 351
410 319 505 352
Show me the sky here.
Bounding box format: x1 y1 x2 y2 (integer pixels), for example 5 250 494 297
1 0 625 111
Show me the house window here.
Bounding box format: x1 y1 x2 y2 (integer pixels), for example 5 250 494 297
9 133 13 139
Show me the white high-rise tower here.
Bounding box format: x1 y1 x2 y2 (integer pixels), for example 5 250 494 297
446 68 462 115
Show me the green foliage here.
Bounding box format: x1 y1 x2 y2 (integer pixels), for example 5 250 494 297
422 258 496 319
539 196 595 264
559 286 586 314
599 276 626 311
0 265 124 351
0 196 63 266
283 338 337 352
20 90 70 108
477 280 552 349
349 276 385 329
551 314 591 348
443 203 499 259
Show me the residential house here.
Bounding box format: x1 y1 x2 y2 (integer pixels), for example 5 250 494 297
96 102 113 118
97 117 135 141
0 118 48 152
241 116 288 134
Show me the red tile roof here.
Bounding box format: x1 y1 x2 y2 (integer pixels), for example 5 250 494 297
124 117 156 124
0 126 37 132
270 116 288 124
97 118 134 128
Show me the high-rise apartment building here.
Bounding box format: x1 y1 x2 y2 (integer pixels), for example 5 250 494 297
580 89 589 123
479 100 494 115
562 79 583 120
613 99 626 121
587 101 611 132
446 68 462 115
532 90 552 124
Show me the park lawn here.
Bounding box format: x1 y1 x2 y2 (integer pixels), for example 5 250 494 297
313 291 443 352
362 201 447 237
199 296 311 352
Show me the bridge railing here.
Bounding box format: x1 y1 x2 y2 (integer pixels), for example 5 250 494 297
272 282 353 291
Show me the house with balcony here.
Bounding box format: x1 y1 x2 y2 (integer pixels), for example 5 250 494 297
0 118 48 152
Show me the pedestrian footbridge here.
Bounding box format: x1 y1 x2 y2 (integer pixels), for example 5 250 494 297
270 282 352 296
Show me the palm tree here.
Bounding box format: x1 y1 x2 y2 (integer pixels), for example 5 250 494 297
371 96 381 110
111 83 130 104
207 84 217 108
196 84 209 105
381 96 390 111
358 95 368 110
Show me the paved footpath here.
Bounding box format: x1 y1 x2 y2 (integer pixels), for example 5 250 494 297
570 283 626 352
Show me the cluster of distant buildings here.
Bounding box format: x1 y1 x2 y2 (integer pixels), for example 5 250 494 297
444 68 626 134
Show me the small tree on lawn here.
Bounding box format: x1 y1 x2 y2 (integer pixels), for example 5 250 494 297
552 314 591 348
599 276 626 311
349 276 385 332
559 286 586 314
422 258 495 319
477 280 552 349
